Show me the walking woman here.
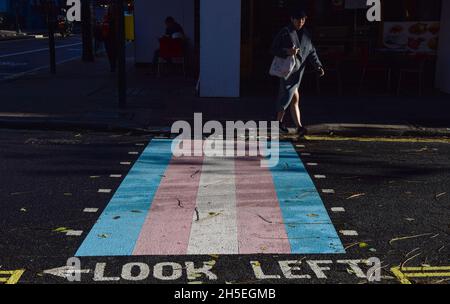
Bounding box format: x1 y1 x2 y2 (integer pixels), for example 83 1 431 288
271 9 325 137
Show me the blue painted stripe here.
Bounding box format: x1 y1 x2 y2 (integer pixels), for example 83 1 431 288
270 141 345 254
76 139 173 257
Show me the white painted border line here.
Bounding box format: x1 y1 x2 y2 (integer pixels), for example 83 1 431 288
128 152 139 155
307 163 318 166
314 175 327 179
340 230 358 236
83 208 99 213
66 230 83 236
120 162 132 165
98 189 112 194
109 174 122 178
322 189 335 194
331 207 346 213
295 145 306 148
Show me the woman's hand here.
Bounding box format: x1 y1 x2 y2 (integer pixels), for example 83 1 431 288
286 47 300 56
318 67 325 77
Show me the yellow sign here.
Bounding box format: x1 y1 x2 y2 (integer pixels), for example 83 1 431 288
391 266 450 284
125 14 135 41
0 270 25 284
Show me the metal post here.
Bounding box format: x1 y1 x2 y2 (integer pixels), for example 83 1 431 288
15 1 21 34
81 0 94 62
116 0 127 108
47 0 56 74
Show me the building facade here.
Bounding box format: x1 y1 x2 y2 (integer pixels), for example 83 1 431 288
134 0 450 97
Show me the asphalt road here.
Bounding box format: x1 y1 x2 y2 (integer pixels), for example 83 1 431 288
0 129 449 285
0 35 82 81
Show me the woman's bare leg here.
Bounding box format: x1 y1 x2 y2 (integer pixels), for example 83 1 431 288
289 89 302 129
277 111 285 123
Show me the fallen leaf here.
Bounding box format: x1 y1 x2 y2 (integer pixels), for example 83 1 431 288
113 216 120 220
53 227 70 233
20 208 27 212
389 233 435 245
98 234 110 239
369 248 377 252
435 192 447 200
307 214 319 218
405 218 415 222
359 242 369 248
347 193 366 200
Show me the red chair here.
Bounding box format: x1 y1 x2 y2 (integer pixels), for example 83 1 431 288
358 46 392 95
158 37 186 77
397 53 429 96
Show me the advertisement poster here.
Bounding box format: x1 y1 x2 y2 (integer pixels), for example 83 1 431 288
383 21 440 53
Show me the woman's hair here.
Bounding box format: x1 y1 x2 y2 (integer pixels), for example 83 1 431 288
290 9 307 20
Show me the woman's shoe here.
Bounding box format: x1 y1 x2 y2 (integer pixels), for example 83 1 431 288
297 126 308 138
279 123 289 134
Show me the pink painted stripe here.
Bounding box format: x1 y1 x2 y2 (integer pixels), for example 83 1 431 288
235 147 291 254
133 140 204 255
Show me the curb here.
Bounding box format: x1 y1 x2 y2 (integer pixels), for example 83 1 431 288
1 118 450 138
307 123 450 138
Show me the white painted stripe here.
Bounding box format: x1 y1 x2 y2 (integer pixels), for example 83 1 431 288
128 152 139 155
0 42 82 59
135 143 145 146
295 145 305 148
83 208 99 213
66 230 83 236
109 174 122 178
187 153 238 254
340 230 358 236
331 207 346 213
322 189 335 194
98 189 112 194
120 162 132 165
307 163 318 166
314 175 327 179
1 55 80 81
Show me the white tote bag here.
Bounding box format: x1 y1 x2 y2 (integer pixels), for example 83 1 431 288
269 55 296 79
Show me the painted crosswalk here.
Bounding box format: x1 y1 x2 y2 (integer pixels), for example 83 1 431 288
76 139 344 256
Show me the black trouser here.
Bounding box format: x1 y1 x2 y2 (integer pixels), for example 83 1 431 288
105 39 117 72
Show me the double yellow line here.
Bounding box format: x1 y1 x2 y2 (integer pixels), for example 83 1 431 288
0 270 25 285
391 266 450 284
306 135 450 144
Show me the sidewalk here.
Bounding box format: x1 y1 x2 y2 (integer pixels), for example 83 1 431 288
0 30 45 41
0 51 449 137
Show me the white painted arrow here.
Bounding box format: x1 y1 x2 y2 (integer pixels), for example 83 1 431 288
43 266 91 279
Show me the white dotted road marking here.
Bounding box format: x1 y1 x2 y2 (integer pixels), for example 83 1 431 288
120 162 132 165
83 208 99 213
109 174 123 178
322 189 335 194
128 152 139 155
98 189 112 194
314 175 327 179
307 163 318 166
66 230 83 236
340 230 359 236
331 207 346 213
